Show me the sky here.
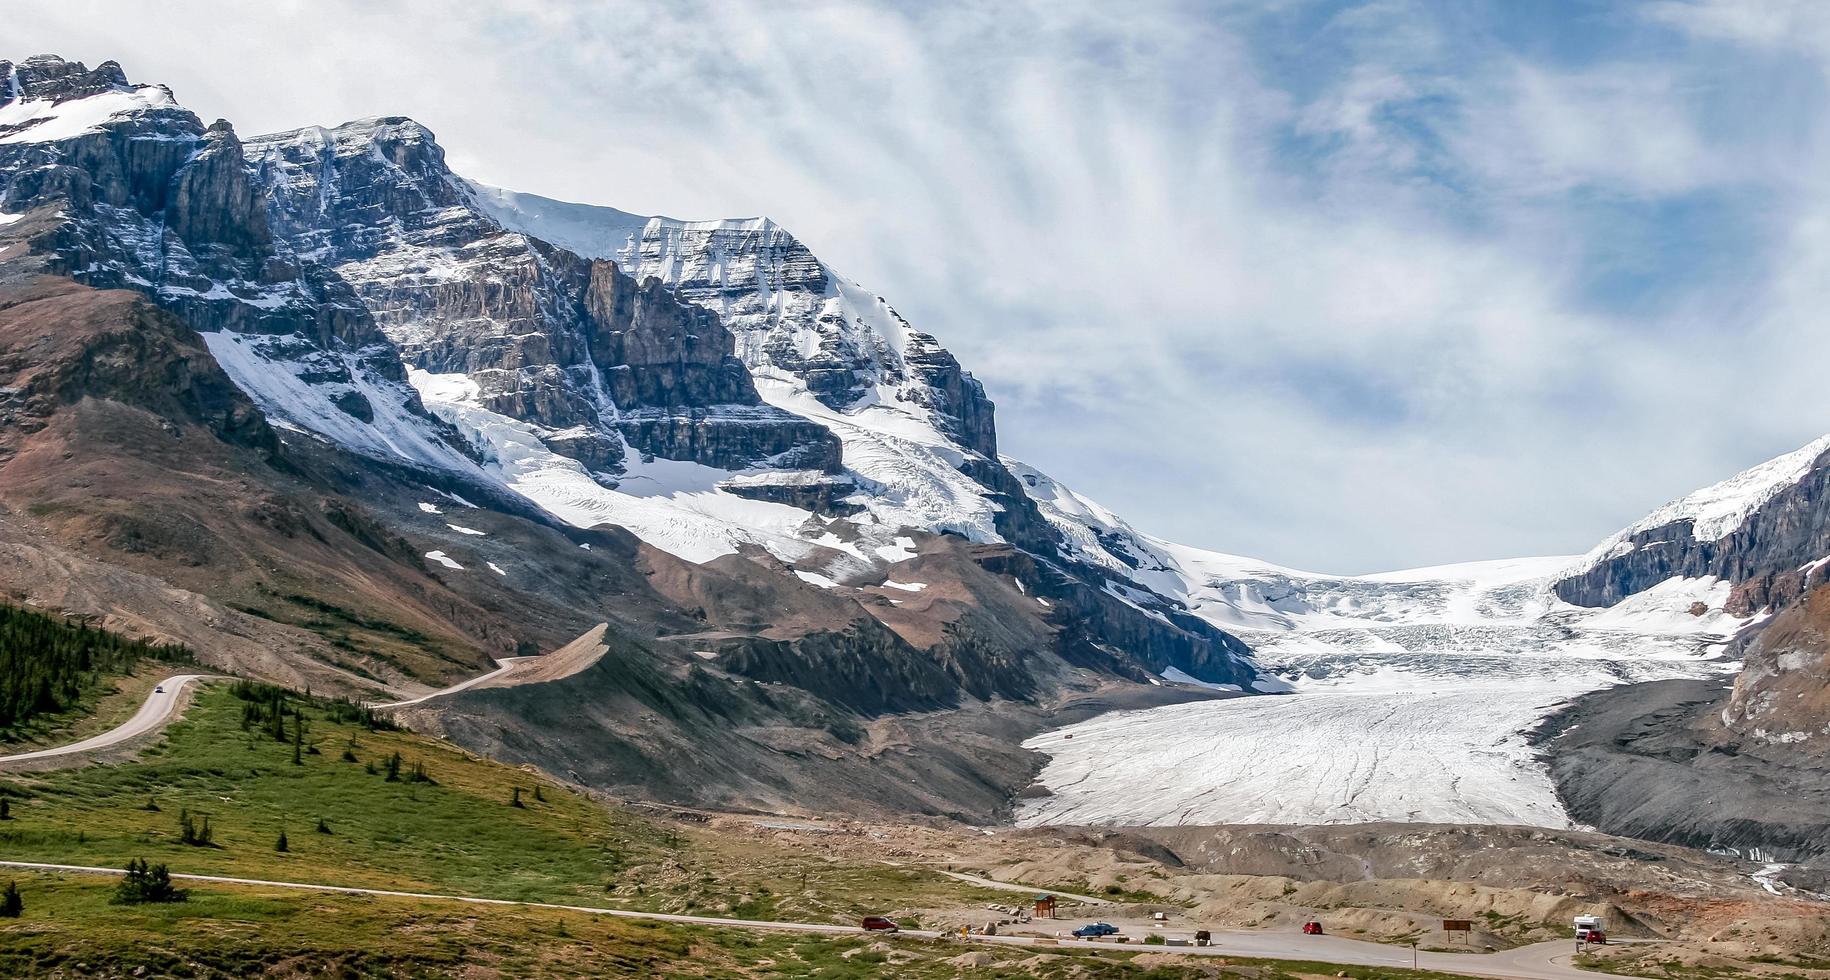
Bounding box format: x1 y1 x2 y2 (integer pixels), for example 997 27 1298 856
13 0 1830 573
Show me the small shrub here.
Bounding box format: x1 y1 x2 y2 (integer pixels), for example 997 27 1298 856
316 818 331 835
0 880 19 918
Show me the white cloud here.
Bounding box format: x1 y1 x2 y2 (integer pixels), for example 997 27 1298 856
10 0 1830 572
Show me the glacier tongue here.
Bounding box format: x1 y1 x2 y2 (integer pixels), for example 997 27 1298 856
1007 458 1750 829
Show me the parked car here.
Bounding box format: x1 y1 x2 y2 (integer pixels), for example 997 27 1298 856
1073 922 1120 938
1302 921 1325 936
860 916 899 932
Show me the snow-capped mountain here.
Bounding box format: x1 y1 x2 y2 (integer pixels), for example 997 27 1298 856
1556 435 1830 614
11 53 1827 833
0 54 1255 708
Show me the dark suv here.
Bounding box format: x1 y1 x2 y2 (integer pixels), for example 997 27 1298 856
861 916 899 932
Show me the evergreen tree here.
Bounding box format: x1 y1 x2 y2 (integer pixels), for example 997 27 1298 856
383 751 402 782
291 720 303 766
0 880 19 918
178 809 214 848
113 859 186 905
510 786 524 808
0 798 10 820
315 817 331 835
534 786 545 803
275 828 288 852
0 604 190 732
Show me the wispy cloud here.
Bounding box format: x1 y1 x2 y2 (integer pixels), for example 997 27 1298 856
12 0 1830 571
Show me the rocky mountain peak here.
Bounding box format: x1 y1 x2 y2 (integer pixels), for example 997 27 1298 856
5 55 133 105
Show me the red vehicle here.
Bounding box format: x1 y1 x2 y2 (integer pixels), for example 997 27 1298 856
861 916 900 932
1577 927 1607 945
1302 921 1325 936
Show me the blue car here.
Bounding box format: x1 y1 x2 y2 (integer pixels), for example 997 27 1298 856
1073 923 1120 938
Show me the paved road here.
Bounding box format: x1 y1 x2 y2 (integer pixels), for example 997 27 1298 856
370 657 533 709
0 674 213 764
0 860 1624 979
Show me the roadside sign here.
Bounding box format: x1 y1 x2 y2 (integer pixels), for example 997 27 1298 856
1442 919 1473 932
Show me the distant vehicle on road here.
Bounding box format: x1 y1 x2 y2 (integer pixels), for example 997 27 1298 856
860 916 899 932
154 685 164 693
1073 922 1120 938
1302 920 1325 936
1574 914 1607 945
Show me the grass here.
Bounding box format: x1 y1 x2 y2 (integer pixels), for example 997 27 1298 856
0 872 1508 980
0 684 662 904
0 686 1513 978
0 684 1025 922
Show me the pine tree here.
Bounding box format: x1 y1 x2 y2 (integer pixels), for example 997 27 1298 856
534 786 545 803
0 880 20 918
113 859 186 905
341 738 358 763
510 786 524 808
0 798 10 820
0 603 190 732
315 817 331 835
179 809 214 848
383 751 402 782
275 828 288 852
291 720 303 766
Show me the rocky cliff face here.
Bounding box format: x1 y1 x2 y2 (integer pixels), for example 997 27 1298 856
244 118 840 474
0 56 461 468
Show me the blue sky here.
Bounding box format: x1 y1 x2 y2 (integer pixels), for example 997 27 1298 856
16 0 1830 572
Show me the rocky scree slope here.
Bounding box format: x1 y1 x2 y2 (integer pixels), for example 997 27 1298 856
1536 435 1830 866
0 55 1252 816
